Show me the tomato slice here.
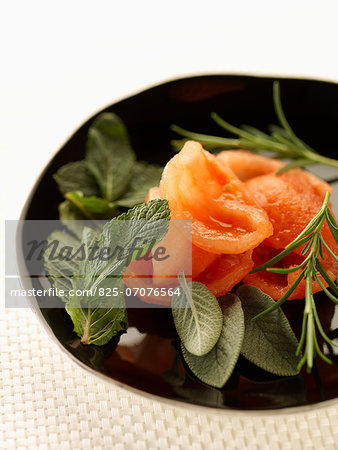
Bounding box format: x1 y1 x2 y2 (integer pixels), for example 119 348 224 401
217 150 283 180
198 250 254 297
244 244 338 300
160 141 273 254
123 258 174 306
125 147 337 304
245 169 337 260
124 180 218 304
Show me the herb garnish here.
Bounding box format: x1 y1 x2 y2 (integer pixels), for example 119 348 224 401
250 191 338 372
172 273 223 356
44 92 337 397
85 113 136 202
45 199 170 345
171 81 338 173
171 275 301 388
180 293 244 388
237 285 301 376
47 112 165 344
171 83 338 374
54 113 163 223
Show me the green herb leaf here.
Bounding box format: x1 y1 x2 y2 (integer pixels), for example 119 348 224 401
117 162 163 207
66 191 111 214
59 199 85 221
54 114 163 218
66 199 170 345
181 293 244 388
237 285 301 376
172 275 223 356
59 193 117 239
248 191 338 372
59 200 92 239
66 227 129 345
53 160 100 197
43 230 81 303
65 191 119 217
66 298 128 346
86 112 136 202
326 208 338 244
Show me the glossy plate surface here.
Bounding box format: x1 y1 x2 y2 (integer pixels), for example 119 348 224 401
18 75 338 411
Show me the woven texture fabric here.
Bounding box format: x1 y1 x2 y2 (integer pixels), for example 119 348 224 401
1 308 338 450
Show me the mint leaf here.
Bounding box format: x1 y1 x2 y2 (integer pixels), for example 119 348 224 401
181 294 244 388
237 285 301 376
65 191 119 218
117 161 163 207
53 114 165 216
86 112 136 202
43 230 81 303
61 194 95 221
59 192 117 239
66 199 170 345
66 226 128 345
59 199 86 221
66 288 128 345
172 275 223 356
59 200 87 238
122 198 169 221
66 191 110 214
67 302 128 346
53 160 100 197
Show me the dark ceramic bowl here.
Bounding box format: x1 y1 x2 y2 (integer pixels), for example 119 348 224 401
17 75 338 413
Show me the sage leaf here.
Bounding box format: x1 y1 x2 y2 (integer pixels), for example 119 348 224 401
86 112 136 202
172 275 223 356
181 294 244 388
117 162 163 207
53 160 100 197
237 285 301 376
66 199 170 345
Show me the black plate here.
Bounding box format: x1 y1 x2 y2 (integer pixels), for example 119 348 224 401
18 75 338 411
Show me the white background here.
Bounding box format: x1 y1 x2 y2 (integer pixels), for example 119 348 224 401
1 5 338 445
1 0 338 220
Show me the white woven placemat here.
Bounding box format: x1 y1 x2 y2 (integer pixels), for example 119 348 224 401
1 307 338 450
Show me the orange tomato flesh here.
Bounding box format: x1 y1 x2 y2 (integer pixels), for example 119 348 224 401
124 144 338 304
217 150 283 180
243 245 338 300
245 169 335 253
198 250 254 297
160 141 273 254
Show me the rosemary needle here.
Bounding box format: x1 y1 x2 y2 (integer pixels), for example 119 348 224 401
251 191 338 372
171 81 338 173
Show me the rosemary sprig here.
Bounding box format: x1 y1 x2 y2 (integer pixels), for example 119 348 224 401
171 81 338 173
250 191 338 372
